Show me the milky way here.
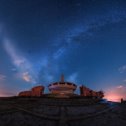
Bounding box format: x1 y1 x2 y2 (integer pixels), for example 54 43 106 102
0 0 126 101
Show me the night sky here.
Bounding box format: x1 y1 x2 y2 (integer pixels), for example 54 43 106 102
0 0 126 101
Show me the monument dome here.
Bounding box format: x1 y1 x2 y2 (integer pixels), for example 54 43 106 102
48 75 77 97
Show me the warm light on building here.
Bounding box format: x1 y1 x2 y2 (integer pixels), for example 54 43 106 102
48 75 77 97
18 75 104 99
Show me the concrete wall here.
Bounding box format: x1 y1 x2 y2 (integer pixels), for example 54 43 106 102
18 86 44 97
80 85 104 98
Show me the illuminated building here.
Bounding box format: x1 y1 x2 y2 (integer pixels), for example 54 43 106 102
31 86 45 96
18 75 104 99
18 91 31 97
48 75 77 97
18 85 44 97
80 85 104 98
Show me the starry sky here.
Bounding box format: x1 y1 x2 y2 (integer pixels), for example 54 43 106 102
0 0 126 101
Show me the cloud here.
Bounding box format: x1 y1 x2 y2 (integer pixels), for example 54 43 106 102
3 38 60 84
53 47 66 59
105 85 126 102
3 39 37 83
0 74 6 81
22 72 34 83
67 72 78 82
118 65 126 73
123 79 126 82
37 56 57 84
116 85 123 89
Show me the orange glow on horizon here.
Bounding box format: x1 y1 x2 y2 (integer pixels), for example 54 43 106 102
104 85 126 102
104 94 122 102
0 89 16 97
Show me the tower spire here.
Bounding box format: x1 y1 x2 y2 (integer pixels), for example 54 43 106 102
60 74 64 82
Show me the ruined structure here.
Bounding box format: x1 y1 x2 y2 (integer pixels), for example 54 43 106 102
18 86 44 97
31 86 44 96
80 85 104 98
18 91 31 97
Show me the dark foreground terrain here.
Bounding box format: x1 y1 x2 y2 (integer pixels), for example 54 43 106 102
0 97 125 126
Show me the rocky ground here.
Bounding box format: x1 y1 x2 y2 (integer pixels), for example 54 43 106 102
0 97 125 126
